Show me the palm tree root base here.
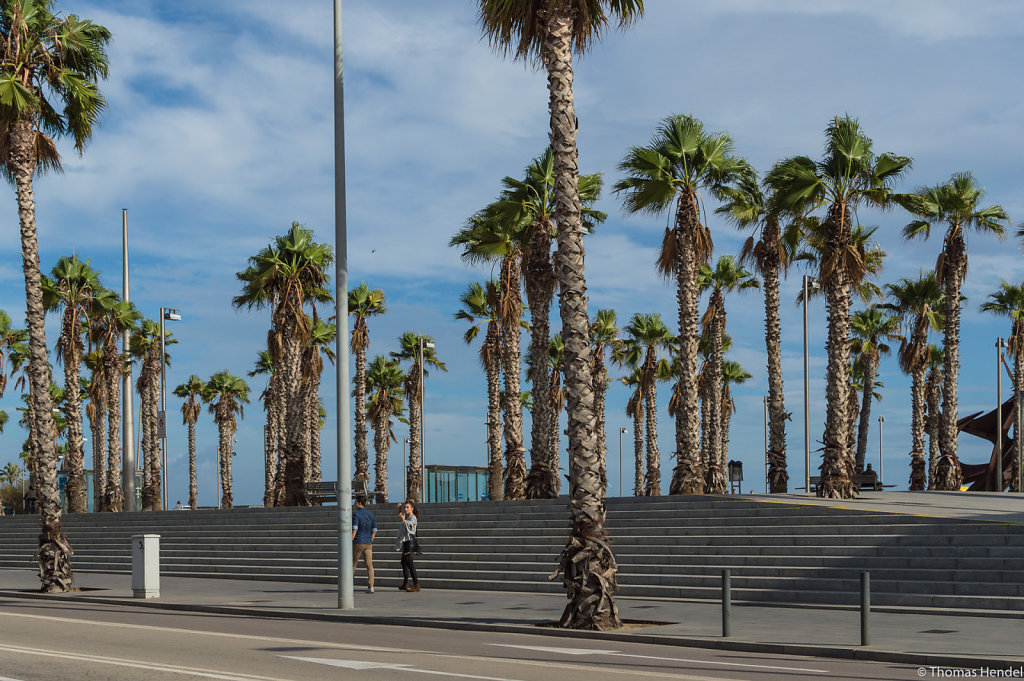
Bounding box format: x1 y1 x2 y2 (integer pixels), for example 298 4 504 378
669 458 704 495
104 487 123 513
524 463 559 499
35 521 73 593
503 447 527 500
933 455 962 491
550 524 621 631
908 452 927 491
703 465 727 495
767 450 789 494
818 449 857 499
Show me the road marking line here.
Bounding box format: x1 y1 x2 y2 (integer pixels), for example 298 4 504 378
0 676 28 681
283 655 522 680
0 643 283 681
490 643 829 674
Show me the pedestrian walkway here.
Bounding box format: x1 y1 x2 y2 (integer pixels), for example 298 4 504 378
1 568 1020 668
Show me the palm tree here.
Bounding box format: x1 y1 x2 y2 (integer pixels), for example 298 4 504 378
0 310 27 398
698 257 758 493
716 176 800 493
234 222 333 505
924 345 943 489
366 355 405 504
621 367 644 497
303 319 336 484
0 0 111 590
720 359 753 465
618 314 673 496
479 0 643 630
492 149 606 499
455 281 504 501
589 309 618 495
202 371 250 509
901 172 1009 490
348 284 386 490
615 115 753 496
42 255 102 513
130 319 174 511
173 375 205 509
882 272 943 490
95 294 138 512
390 333 446 503
249 350 280 506
981 281 1024 492
768 116 911 499
543 333 566 493
451 210 529 499
81 358 105 511
849 307 902 473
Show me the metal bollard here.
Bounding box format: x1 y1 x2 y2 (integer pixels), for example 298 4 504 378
722 568 731 637
860 571 870 646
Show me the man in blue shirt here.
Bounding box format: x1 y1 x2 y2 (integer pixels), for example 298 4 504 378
352 495 377 593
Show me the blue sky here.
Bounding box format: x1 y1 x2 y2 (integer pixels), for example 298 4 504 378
1 0 1023 504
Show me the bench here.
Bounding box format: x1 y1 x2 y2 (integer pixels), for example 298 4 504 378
306 481 390 504
808 474 891 494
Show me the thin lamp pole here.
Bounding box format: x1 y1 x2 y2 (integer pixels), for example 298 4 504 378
878 415 885 484
618 427 626 497
997 338 1005 491
122 209 137 512
763 395 769 494
333 0 354 611
803 275 811 494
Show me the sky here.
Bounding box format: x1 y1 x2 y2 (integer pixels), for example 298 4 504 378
1 0 1023 505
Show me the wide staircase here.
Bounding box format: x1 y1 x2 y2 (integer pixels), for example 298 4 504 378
1 495 1022 613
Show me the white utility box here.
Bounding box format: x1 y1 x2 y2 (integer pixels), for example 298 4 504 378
131 534 160 599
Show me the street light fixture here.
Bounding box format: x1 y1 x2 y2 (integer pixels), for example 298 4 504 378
159 307 182 511
802 275 819 494
618 427 626 497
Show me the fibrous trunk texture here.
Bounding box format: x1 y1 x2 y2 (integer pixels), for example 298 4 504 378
62 311 87 514
935 233 965 491
819 204 856 499
592 354 608 497
12 119 69 590
371 409 390 504
406 373 423 503
1013 352 1023 493
669 194 703 495
525 225 556 499
762 220 788 493
501 258 527 501
217 401 234 509
103 339 123 512
89 377 106 512
139 344 161 511
485 322 504 501
280 316 309 505
307 380 322 482
704 294 726 494
632 396 644 496
353 327 369 486
855 355 878 473
187 418 197 510
542 7 618 630
544 369 563 495
926 365 941 489
908 363 928 490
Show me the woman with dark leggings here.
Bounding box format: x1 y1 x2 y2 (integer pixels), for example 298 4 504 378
396 501 419 591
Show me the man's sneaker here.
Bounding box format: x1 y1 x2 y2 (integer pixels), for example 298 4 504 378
366 586 374 593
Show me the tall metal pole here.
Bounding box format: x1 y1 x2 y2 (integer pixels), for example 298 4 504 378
122 209 137 512
997 338 1005 491
878 415 884 485
618 427 626 497
763 395 769 494
803 275 811 494
159 308 166 511
333 0 354 610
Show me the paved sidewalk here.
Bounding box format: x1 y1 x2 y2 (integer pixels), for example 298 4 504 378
1 568 1021 668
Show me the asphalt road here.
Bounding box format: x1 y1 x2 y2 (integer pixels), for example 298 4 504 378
0 598 997 680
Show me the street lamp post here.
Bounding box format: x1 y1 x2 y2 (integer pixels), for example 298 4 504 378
418 336 435 501
878 414 885 485
997 338 1007 491
763 395 769 494
802 275 817 494
402 438 410 501
618 427 626 497
159 307 181 511
122 209 137 512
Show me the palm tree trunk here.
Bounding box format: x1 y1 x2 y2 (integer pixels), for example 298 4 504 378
310 387 322 483
908 363 928 490
501 259 527 501
542 5 618 631
407 388 422 503
546 370 562 494
721 393 734 473
935 233 965 491
353 333 369 485
525 228 555 499
89 395 106 512
11 118 69 590
820 204 856 499
632 396 644 496
217 402 234 509
372 409 390 504
140 348 161 511
704 295 726 494
62 312 87 514
592 355 608 496
103 341 123 512
669 194 704 495
187 418 197 509
642 359 660 496
280 322 308 505
698 390 708 476
855 355 878 473
485 323 504 501
762 222 788 493
926 365 941 489
1012 349 1023 493
301 378 313 484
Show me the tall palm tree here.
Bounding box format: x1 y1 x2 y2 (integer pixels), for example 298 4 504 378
173 375 205 510
42 255 102 513
390 333 446 503
303 319 336 484
249 350 280 506
0 0 111 591
479 0 643 630
451 210 529 499
849 307 902 473
768 116 911 499
130 319 174 511
621 367 644 497
615 115 753 496
543 333 566 493
720 359 753 465
455 281 504 501
698 257 758 492
924 345 943 489
716 176 800 492
0 310 27 398
81 358 105 512
901 172 1008 490
882 272 943 490
234 222 333 506
95 294 138 512
589 309 618 495
618 314 673 496
202 371 249 509
981 281 1024 492
348 284 386 490
492 149 606 499
366 355 405 504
